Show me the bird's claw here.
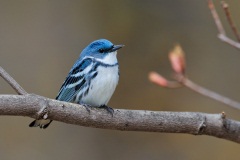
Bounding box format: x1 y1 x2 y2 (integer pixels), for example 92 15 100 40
80 103 91 113
80 103 114 117
100 105 114 117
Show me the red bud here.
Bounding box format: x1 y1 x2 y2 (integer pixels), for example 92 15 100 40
169 44 186 74
149 72 168 87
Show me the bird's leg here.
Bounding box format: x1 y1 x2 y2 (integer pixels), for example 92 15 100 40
80 103 91 113
99 105 114 117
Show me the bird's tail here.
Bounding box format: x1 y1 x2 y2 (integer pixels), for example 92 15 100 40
29 119 53 129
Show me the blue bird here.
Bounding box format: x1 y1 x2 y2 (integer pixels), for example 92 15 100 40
29 39 124 128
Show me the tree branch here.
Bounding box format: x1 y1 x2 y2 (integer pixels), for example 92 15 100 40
208 0 226 35
221 1 240 42
218 34 240 49
0 65 239 143
208 0 240 49
0 66 27 95
176 74 240 111
0 94 240 143
149 44 240 111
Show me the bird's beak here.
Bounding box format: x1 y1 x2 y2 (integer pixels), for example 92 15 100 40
111 44 124 52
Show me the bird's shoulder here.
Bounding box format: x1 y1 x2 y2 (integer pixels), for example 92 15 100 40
70 57 96 75
55 57 95 101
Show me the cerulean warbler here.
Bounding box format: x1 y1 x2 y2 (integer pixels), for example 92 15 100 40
29 39 124 128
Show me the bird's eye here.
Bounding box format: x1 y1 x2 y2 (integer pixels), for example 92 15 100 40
99 49 104 53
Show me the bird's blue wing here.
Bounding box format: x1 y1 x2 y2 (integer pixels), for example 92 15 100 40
56 58 93 102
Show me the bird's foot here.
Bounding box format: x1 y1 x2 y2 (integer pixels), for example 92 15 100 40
99 105 114 117
80 103 91 113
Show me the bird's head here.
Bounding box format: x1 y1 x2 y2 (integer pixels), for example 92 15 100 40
80 39 124 62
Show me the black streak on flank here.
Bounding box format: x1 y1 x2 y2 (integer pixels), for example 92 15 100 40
84 88 89 96
92 72 98 79
75 79 86 91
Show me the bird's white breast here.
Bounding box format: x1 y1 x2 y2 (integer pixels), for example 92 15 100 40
81 52 119 106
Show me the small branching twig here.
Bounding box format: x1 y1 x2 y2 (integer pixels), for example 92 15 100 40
208 0 240 49
221 1 240 42
208 0 226 35
0 66 27 95
176 75 240 110
149 45 240 110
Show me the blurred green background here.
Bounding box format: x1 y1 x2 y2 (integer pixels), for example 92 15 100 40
0 0 240 159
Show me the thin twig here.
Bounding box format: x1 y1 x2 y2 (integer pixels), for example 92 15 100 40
221 1 240 42
208 0 240 49
218 34 240 49
0 66 27 95
166 81 182 88
176 75 240 110
149 71 240 110
208 0 226 35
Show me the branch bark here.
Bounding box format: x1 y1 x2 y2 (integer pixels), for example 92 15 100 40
0 94 240 143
